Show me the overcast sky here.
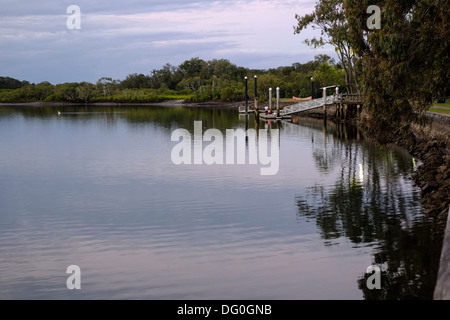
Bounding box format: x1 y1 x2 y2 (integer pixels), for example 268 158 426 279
0 0 335 84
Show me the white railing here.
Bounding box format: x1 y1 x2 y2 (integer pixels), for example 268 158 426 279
281 96 335 116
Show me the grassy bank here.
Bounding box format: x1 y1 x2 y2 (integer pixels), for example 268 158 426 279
430 101 450 115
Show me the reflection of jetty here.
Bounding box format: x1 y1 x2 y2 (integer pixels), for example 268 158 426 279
239 106 254 114
239 106 291 120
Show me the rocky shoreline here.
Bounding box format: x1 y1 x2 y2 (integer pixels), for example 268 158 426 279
394 113 450 223
290 104 449 223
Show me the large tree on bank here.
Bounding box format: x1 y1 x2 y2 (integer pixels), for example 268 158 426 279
344 0 449 141
294 0 361 95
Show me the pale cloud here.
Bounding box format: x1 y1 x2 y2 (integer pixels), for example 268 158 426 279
0 0 329 84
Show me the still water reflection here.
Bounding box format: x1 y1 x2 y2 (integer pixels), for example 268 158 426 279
0 105 443 300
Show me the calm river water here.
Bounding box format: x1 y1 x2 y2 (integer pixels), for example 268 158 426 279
0 105 443 300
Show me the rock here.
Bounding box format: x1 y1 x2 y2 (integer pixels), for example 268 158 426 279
436 173 445 184
423 172 436 182
438 165 447 173
422 207 436 216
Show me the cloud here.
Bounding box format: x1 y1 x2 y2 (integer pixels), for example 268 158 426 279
0 0 330 83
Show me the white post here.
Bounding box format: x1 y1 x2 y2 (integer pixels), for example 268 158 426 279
276 87 280 117
269 88 272 112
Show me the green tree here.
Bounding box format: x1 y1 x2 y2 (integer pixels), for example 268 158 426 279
209 59 239 79
96 77 118 97
217 76 244 101
177 77 204 95
0 77 29 89
313 62 345 89
294 0 360 94
121 73 151 89
76 82 95 102
344 0 450 141
256 74 283 100
178 57 207 79
54 83 79 101
149 63 182 90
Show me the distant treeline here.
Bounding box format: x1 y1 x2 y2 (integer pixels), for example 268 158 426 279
0 55 345 103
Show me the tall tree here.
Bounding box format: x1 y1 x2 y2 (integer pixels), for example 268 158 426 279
344 0 449 141
294 0 360 95
178 57 207 79
0 77 29 89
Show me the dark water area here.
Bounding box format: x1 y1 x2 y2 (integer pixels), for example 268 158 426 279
0 104 443 299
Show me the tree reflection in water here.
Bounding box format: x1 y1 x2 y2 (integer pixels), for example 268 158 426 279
296 122 444 300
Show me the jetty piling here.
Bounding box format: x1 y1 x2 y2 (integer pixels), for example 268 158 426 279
269 88 272 112
254 75 259 122
276 87 280 118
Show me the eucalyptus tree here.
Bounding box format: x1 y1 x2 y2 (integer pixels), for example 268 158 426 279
294 0 360 95
344 0 449 140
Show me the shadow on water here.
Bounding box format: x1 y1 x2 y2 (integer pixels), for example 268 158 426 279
295 120 444 300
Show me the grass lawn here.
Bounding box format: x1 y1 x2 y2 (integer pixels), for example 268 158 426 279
429 100 450 115
433 101 450 108
430 107 450 115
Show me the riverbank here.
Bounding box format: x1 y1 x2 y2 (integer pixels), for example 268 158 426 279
296 104 450 299
0 100 188 108
294 104 449 220
0 99 297 110
392 112 450 223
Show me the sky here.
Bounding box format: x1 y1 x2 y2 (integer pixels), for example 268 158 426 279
0 0 335 84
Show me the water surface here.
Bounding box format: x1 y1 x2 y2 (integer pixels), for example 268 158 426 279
0 105 443 300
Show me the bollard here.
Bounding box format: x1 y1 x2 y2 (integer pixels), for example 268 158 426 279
245 77 248 134
276 87 280 118
269 88 272 112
